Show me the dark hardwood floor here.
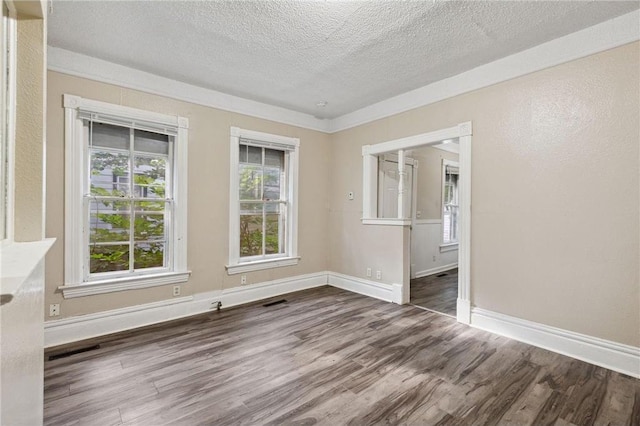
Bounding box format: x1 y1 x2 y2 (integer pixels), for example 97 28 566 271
411 268 458 316
44 286 639 426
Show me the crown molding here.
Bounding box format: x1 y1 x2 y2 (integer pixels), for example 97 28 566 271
48 9 639 135
47 47 331 133
327 9 640 133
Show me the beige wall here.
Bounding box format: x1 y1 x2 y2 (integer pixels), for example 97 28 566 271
45 72 331 319
411 146 459 220
14 16 46 241
329 42 640 347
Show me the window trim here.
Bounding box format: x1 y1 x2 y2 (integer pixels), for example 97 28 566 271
60 95 190 296
441 158 460 246
226 127 299 275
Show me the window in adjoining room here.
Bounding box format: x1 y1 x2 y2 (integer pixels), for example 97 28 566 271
442 160 459 245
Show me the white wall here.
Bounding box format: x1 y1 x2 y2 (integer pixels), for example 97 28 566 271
411 220 458 278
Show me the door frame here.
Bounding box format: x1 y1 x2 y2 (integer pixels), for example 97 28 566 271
361 122 472 324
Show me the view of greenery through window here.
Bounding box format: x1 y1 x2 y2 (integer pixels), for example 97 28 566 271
239 144 285 258
88 123 170 275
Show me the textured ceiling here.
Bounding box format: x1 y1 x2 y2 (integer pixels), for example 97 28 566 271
48 1 639 119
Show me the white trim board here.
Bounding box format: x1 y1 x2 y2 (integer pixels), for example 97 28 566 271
471 308 640 379
414 263 458 279
44 271 328 348
327 272 402 304
48 10 639 134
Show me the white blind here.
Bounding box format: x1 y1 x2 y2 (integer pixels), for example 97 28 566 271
239 137 296 152
79 111 178 136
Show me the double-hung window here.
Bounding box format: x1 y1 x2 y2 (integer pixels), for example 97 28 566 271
227 127 299 274
442 159 459 246
61 95 189 298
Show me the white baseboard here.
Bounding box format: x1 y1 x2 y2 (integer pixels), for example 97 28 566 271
44 272 328 348
471 307 640 379
413 263 458 279
327 272 396 303
46 271 638 379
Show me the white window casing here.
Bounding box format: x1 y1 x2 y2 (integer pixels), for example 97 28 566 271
0 5 16 242
60 95 190 298
227 127 300 274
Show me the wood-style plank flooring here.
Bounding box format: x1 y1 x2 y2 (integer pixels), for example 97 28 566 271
44 286 639 426
411 268 458 316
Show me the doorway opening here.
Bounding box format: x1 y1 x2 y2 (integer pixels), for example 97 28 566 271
361 122 472 324
408 143 460 317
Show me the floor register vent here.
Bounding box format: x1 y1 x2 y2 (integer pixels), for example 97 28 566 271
48 345 101 361
263 299 287 307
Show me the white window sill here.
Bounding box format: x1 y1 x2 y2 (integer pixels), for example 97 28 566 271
226 256 300 275
58 271 191 299
362 218 412 226
440 243 459 253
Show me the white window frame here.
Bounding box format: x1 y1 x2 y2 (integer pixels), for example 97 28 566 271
59 94 190 298
441 159 460 251
0 3 16 243
226 127 299 275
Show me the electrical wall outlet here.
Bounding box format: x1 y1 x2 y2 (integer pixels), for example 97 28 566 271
241 275 247 285
348 191 354 200
432 255 436 262
376 270 382 280
172 285 181 297
49 304 60 317
366 268 372 277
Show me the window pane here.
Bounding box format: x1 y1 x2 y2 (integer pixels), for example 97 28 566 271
134 242 165 269
239 145 248 163
239 164 263 200
247 145 262 164
450 206 459 241
89 200 131 243
90 149 130 196
265 213 283 255
90 122 130 151
240 202 263 257
134 129 169 155
134 156 167 198
89 244 130 274
263 167 281 200
134 201 166 241
265 148 284 168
